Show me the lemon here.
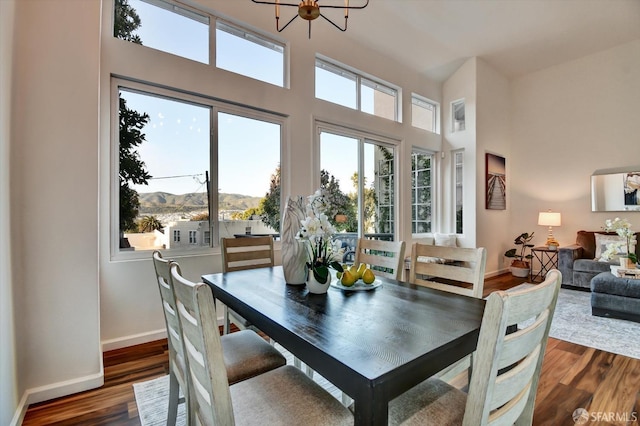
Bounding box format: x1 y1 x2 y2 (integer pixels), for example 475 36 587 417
341 270 356 287
362 268 375 284
356 263 367 279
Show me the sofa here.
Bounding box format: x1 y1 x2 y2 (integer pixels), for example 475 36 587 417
591 271 640 323
558 230 640 289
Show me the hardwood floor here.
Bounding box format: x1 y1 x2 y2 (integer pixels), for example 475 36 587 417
23 273 640 425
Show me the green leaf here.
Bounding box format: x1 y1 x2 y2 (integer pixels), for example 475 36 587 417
330 261 343 272
313 265 329 284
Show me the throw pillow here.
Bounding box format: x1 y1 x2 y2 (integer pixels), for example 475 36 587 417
594 234 635 262
434 233 457 247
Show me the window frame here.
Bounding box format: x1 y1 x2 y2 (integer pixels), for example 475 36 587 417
110 77 286 260
314 120 400 240
453 149 464 235
315 56 401 122
411 93 439 134
410 148 436 236
451 98 466 133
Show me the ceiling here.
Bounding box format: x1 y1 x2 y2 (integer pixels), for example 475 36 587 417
217 0 640 82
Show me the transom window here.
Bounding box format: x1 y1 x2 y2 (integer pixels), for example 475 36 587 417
113 0 286 86
411 94 439 133
315 57 399 122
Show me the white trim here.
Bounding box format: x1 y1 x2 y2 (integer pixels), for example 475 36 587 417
101 328 168 352
16 371 104 409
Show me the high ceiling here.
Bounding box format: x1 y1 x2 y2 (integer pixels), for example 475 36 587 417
215 0 640 81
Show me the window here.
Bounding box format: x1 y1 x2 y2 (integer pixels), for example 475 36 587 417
315 58 399 121
216 21 285 87
411 150 434 234
454 150 464 234
411 94 438 133
115 80 282 254
452 99 465 132
114 0 209 63
318 124 397 243
113 0 286 86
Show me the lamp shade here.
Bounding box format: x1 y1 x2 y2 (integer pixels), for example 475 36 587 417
538 211 561 227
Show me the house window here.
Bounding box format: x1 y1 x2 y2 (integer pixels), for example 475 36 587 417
318 123 398 242
452 99 465 132
454 150 464 234
411 150 434 234
113 0 209 64
112 0 286 86
315 57 399 122
115 80 282 255
216 21 285 87
411 94 438 133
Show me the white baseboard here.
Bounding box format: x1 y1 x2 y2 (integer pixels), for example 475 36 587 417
101 329 168 352
485 268 510 278
9 369 105 425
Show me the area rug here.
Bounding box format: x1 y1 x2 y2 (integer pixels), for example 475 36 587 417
512 285 640 360
133 344 341 426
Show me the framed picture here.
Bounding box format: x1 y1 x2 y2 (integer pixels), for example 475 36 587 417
486 153 506 210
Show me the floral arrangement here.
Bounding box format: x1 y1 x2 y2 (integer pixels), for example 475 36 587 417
602 217 637 263
296 189 344 284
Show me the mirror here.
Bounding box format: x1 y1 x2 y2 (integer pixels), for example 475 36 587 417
591 166 640 212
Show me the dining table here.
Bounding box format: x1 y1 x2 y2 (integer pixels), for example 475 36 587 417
202 266 485 426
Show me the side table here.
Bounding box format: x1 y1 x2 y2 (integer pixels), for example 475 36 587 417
530 246 558 282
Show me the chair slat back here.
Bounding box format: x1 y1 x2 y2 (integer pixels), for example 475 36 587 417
152 251 187 379
354 239 406 280
409 243 487 298
170 263 235 426
462 269 562 426
222 236 274 272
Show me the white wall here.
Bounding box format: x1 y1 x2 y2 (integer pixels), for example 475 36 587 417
98 0 444 349
511 39 640 248
475 58 512 275
442 58 477 247
11 0 102 406
1 0 19 423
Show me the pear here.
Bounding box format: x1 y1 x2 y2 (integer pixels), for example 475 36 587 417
356 263 367 279
362 268 376 285
341 270 356 287
349 264 359 278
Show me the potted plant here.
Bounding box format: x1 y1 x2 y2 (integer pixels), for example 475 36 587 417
504 232 535 277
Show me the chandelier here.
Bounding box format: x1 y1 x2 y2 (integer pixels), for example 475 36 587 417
251 0 369 39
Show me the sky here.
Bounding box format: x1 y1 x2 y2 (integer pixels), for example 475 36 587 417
124 0 378 197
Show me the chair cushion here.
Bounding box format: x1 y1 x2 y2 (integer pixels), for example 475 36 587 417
574 259 613 274
388 378 466 425
220 330 286 384
230 365 353 426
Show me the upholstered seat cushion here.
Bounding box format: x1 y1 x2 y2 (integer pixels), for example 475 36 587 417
388 378 466 425
574 259 613 273
230 365 353 425
591 272 640 299
220 330 286 385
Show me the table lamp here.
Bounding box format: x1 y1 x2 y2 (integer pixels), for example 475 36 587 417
538 211 561 250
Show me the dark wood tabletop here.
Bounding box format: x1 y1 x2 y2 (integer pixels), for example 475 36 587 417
202 266 485 426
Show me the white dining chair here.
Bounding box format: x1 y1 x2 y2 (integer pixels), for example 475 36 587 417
170 263 353 426
152 251 286 425
354 238 406 280
388 269 562 425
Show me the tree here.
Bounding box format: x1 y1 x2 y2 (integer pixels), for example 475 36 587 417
260 166 281 232
138 215 163 232
115 0 150 238
259 166 355 233
114 0 143 44
119 96 151 234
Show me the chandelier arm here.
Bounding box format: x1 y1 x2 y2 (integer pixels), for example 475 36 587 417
319 0 369 9
277 14 299 32
251 0 300 6
319 13 347 31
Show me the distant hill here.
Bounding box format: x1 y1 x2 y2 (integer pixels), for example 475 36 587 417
138 192 262 214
